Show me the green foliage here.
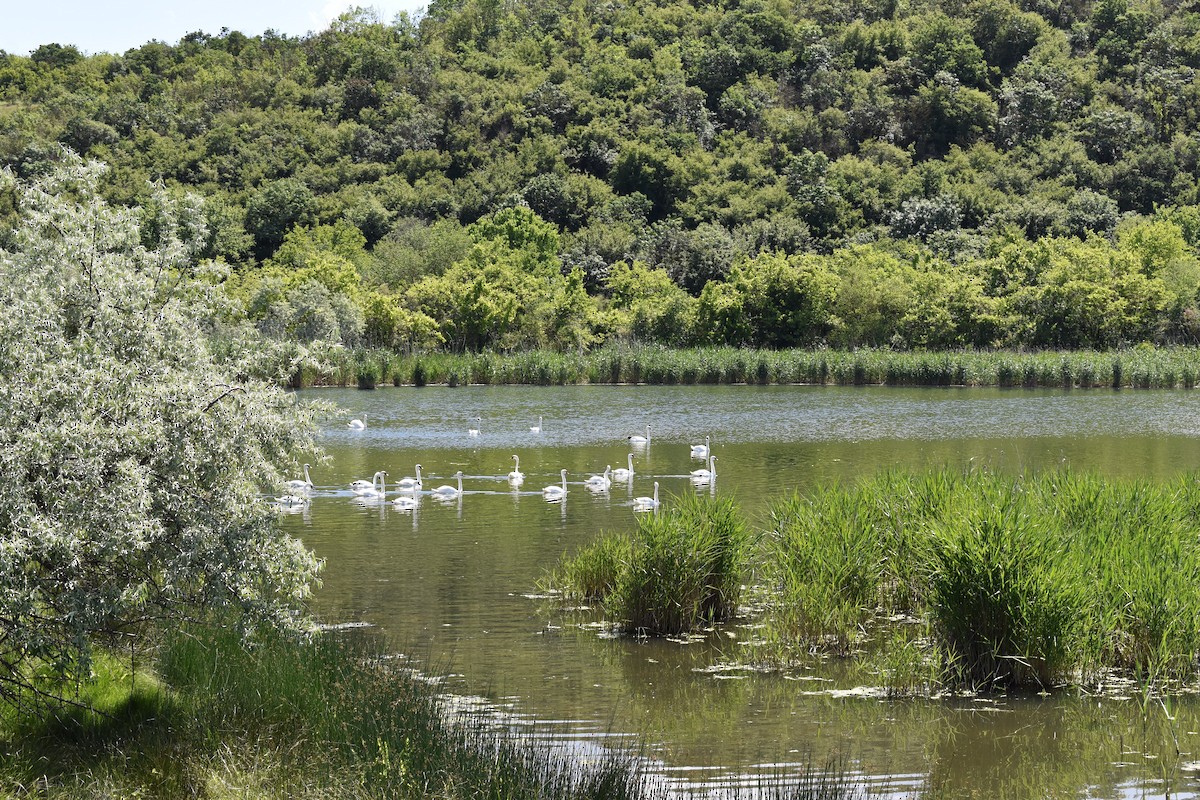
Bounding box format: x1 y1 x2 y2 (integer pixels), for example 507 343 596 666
0 154 323 708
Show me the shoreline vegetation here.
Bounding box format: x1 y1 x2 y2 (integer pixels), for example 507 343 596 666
552 468 1200 696
0 623 871 800
301 344 1200 390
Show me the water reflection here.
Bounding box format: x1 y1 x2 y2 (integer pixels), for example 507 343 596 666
285 385 1200 798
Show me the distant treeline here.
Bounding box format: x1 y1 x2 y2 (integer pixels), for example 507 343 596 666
306 344 1200 389
6 0 1200 351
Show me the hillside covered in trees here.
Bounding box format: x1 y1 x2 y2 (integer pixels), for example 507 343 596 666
4 0 1200 352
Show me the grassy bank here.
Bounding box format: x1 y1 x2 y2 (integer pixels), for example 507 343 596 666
297 345 1200 390
553 469 1200 694
0 623 869 799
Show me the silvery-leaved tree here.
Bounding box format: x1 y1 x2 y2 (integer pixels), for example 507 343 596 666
0 152 324 708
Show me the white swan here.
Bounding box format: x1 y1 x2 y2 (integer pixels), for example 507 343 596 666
392 494 419 511
531 415 543 433
276 493 309 507
543 469 568 501
395 464 423 492
508 454 525 483
690 456 717 483
348 415 367 430
633 481 660 511
468 416 481 437
431 470 464 497
611 453 635 481
690 436 710 459
351 470 385 494
286 463 313 493
628 424 651 445
357 471 387 499
585 466 612 490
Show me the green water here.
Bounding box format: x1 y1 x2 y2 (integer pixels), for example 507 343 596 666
281 385 1200 798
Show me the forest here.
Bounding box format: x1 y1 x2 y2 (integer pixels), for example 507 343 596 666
4 0 1200 352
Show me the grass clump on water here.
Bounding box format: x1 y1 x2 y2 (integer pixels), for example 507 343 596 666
555 494 754 636
762 469 1200 692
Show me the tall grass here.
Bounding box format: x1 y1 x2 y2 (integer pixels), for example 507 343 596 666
762 469 1200 691
290 346 1200 389
555 494 753 636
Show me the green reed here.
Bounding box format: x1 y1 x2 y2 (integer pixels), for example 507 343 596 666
555 494 753 636
295 346 1200 388
762 469 1200 691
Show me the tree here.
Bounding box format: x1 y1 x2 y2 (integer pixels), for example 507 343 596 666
0 154 323 707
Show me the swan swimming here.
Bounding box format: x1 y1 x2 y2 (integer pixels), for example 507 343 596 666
392 494 419 511
351 470 385 494
395 464 423 492
530 416 543 433
628 424 651 445
585 466 612 490
431 471 464 497
543 469 568 501
508 454 525 483
690 456 717 483
276 493 309 507
348 415 367 430
611 453 635 481
468 417 481 437
690 436 710 459
633 481 660 511
286 463 313 493
356 471 387 499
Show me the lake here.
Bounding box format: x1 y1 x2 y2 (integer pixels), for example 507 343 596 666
281 385 1200 798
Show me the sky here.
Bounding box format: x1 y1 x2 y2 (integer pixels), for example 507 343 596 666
2 1 428 57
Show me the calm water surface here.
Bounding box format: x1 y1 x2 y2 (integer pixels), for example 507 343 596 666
281 385 1200 798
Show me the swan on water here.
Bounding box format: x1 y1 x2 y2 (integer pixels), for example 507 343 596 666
431 471 464 497
286 463 313 493
395 464 423 492
508 455 525 483
348 415 367 430
357 471 387 499
276 493 309 507
628 424 651 445
633 482 660 511
611 454 635 481
690 436 710 459
351 470 385 494
531 416 543 433
585 466 612 490
468 417 481 437
690 456 717 483
543 469 568 501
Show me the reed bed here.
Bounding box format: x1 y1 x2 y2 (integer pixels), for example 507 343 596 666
290 346 1200 389
763 469 1200 691
554 494 754 636
0 624 875 799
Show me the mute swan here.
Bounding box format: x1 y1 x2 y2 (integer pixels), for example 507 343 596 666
508 455 525 483
351 470 385 494
357 471 387 499
348 415 367 430
277 493 309 507
628 425 651 445
690 456 717 482
395 464 423 492
585 466 612 489
633 482 660 511
611 453 635 481
543 469 568 501
531 416 543 433
690 436 710 459
286 463 313 493
468 417 481 437
392 494 419 511
431 471 464 497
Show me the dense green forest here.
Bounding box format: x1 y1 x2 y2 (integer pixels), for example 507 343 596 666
5 0 1200 352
